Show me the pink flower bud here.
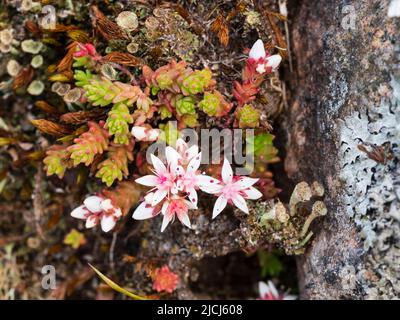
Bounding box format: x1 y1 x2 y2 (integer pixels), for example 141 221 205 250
131 126 147 140
85 43 97 56
249 39 266 61
266 54 282 71
100 215 116 233
131 126 160 142
84 196 103 213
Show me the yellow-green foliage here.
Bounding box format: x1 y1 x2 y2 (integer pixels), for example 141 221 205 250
96 145 133 187
105 103 133 145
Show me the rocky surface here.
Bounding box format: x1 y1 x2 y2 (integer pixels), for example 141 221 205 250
287 0 400 299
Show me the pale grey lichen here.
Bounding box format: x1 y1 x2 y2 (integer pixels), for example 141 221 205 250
27 80 44 95
21 40 43 54
339 76 400 298
30 55 43 69
116 11 138 32
6 59 21 77
0 29 14 45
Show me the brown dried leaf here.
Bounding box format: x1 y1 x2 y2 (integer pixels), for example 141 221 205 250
44 24 79 33
211 14 229 48
358 144 393 164
13 67 34 90
60 109 106 125
255 1 288 57
265 10 288 21
56 42 78 73
266 12 287 56
30 119 71 137
34 100 60 115
90 5 128 42
103 52 144 67
226 1 246 22
67 30 90 43
13 151 45 167
25 20 42 35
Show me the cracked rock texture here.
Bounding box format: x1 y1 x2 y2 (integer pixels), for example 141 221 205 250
287 0 400 299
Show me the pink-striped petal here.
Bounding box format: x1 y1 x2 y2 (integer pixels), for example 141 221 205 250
187 152 202 173
132 201 159 220
221 158 233 184
101 215 116 232
234 177 259 189
161 212 172 232
184 145 199 161
151 188 168 206
135 175 159 187
242 186 262 200
165 146 181 167
232 194 249 213
197 175 220 188
177 212 191 229
151 154 166 175
85 215 98 229
186 187 198 207
71 205 89 219
212 195 227 219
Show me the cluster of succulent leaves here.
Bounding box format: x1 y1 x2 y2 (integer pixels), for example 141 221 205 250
44 121 132 187
43 43 277 189
43 50 228 186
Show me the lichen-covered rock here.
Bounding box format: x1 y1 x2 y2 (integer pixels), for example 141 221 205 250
286 0 400 299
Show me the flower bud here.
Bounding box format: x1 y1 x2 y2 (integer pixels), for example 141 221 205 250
249 39 266 60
